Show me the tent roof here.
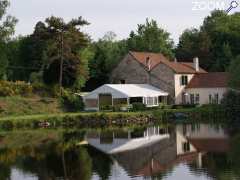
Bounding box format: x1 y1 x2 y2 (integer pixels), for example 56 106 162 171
84 84 168 99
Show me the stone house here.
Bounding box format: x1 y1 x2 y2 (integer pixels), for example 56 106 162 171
111 51 207 104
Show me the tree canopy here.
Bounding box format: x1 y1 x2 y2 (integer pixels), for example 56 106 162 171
176 10 240 72
0 0 17 80
127 19 174 58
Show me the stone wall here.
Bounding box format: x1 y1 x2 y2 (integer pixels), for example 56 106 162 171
111 54 149 84
150 63 175 103
111 53 176 103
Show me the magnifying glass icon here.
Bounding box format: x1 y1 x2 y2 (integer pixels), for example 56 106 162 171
226 1 239 13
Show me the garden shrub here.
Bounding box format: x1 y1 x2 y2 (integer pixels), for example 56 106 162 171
0 81 33 97
132 102 146 111
222 90 240 122
100 105 113 111
172 104 196 109
60 89 84 112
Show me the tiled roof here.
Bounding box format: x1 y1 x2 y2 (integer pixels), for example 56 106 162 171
186 72 229 88
129 51 207 74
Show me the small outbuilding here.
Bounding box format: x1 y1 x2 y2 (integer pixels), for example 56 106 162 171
83 84 168 111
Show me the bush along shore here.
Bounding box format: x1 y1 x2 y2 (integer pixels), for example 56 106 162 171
0 105 227 130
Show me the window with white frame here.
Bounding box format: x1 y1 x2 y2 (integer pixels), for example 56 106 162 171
209 94 212 104
195 94 200 104
214 93 219 104
144 97 158 106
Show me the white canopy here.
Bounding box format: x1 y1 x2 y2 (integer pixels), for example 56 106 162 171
84 84 168 99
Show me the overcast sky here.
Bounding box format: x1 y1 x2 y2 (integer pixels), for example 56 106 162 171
8 0 237 44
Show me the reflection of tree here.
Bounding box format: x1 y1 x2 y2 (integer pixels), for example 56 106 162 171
87 146 113 180
187 133 240 180
0 129 93 180
0 163 11 180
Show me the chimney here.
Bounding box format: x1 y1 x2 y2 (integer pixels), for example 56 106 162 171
193 57 199 72
146 57 151 71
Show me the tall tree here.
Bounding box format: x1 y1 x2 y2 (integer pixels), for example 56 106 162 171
38 16 90 88
0 0 17 79
127 18 174 58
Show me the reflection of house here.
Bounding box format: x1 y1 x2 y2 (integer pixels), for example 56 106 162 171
83 84 168 111
87 124 230 177
176 124 230 155
109 51 229 105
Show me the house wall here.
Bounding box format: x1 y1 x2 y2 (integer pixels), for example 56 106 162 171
176 130 196 155
111 54 149 84
111 55 176 103
150 63 175 103
185 87 227 105
174 74 194 104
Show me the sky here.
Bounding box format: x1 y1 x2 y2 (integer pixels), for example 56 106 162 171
8 0 238 44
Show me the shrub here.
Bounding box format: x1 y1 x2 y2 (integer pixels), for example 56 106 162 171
112 104 130 112
221 90 240 122
60 89 84 112
0 81 33 97
32 83 59 97
100 105 113 111
172 104 196 109
132 102 146 111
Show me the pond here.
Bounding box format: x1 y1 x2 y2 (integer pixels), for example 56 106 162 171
0 123 239 180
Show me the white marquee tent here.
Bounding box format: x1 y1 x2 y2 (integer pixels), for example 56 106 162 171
83 84 168 111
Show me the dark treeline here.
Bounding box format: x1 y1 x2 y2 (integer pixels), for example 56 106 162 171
1 0 240 91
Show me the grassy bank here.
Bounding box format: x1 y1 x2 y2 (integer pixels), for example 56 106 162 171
0 96 62 116
0 105 227 131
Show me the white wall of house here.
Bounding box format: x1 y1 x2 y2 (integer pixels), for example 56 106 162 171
176 129 196 155
174 74 194 104
185 87 227 105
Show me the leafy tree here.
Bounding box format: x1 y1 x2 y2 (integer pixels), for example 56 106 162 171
0 0 17 79
176 10 240 72
84 32 128 91
127 18 174 58
228 55 240 91
38 16 90 88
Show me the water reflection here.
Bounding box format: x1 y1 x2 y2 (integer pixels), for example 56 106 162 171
0 124 239 180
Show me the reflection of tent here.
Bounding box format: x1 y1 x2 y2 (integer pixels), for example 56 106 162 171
83 84 168 111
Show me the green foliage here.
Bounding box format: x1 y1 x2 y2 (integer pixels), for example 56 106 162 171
176 10 240 72
0 0 17 80
99 105 113 111
172 104 197 109
0 43 8 80
0 0 18 41
41 16 90 88
60 90 84 112
85 32 128 91
0 81 32 97
131 102 146 111
221 90 240 122
127 18 174 58
0 96 61 116
228 55 240 90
